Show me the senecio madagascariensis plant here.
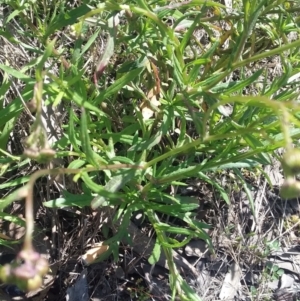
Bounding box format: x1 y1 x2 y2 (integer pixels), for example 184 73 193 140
0 249 49 292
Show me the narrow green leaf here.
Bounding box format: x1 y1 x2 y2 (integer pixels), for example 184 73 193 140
80 27 101 58
80 108 105 167
172 52 185 87
0 212 25 227
205 160 261 171
182 217 212 243
0 115 16 150
226 69 264 94
234 168 256 221
94 67 144 105
36 40 56 77
81 108 95 166
91 169 137 209
0 90 33 129
45 4 91 38
153 204 199 214
6 9 22 23
109 157 135 165
180 14 201 54
201 40 220 59
67 159 86 169
0 79 11 108
198 172 230 204
156 223 199 236
80 172 104 193
118 56 149 73
94 14 118 80
148 238 161 265
100 133 142 145
81 173 124 202
0 64 31 81
187 62 208 83
180 278 203 301
265 61 292 96
0 186 29 210
179 0 225 8
0 238 21 248
185 58 211 69
69 109 81 153
160 236 192 248
211 69 263 94
44 193 93 208
0 30 18 43
128 131 162 152
243 134 271 164
0 177 29 190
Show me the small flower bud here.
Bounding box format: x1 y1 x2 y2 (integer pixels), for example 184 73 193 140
0 264 12 283
38 148 56 163
280 178 300 199
282 149 300 176
26 275 43 291
27 98 37 114
16 275 42 292
35 258 49 276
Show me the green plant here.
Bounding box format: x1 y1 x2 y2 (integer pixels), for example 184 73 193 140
264 262 284 281
262 239 281 257
127 278 154 301
1 0 300 299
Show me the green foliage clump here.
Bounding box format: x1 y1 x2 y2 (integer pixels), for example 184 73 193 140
1 0 300 299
